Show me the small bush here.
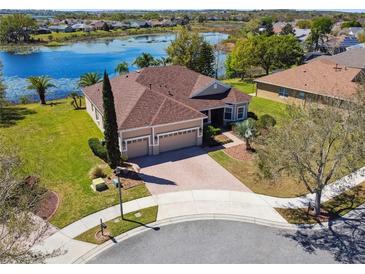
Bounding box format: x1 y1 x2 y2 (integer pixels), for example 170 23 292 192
247 112 258 120
258 114 276 129
89 165 107 179
203 125 221 146
88 138 108 162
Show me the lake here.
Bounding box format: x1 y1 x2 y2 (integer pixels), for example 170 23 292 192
0 32 228 102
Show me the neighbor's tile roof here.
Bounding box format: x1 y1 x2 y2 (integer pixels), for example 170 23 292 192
255 59 363 100
84 66 250 130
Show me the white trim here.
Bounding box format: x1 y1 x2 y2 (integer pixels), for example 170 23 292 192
223 106 233 121
237 105 245 120
122 135 151 153
155 127 201 146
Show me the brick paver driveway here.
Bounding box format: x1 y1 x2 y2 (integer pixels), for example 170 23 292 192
133 147 251 195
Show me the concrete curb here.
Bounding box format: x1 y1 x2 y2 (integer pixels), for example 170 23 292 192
73 213 322 264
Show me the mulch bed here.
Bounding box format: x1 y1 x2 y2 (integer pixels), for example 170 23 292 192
34 191 59 220
105 168 144 190
224 144 254 161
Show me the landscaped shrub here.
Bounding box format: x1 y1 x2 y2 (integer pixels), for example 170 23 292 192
88 138 108 162
203 125 221 146
247 111 258 120
88 165 107 179
257 114 276 129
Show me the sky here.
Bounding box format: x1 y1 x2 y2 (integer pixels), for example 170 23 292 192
0 0 364 11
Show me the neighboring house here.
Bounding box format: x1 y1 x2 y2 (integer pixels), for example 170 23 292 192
111 21 130 30
322 35 360 55
34 27 51 34
255 59 364 105
48 25 74 33
91 21 108 30
71 23 94 32
294 28 311 42
83 66 251 159
303 51 330 63
129 20 150 28
318 48 365 69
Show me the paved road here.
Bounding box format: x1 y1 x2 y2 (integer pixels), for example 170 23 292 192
88 218 364 264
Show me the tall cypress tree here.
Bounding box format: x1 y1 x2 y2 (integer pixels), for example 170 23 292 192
102 71 121 169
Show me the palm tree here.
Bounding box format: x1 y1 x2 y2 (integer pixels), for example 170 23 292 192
27 76 55 105
115 62 129 75
78 72 102 88
69 91 82 110
235 118 257 151
133 52 157 68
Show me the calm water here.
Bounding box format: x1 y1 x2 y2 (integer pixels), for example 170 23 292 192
0 32 228 102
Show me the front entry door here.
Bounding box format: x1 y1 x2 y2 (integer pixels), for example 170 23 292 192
210 108 224 127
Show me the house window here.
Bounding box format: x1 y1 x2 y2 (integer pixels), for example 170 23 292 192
91 104 94 112
224 107 233 120
237 106 245 120
279 87 289 97
213 83 218 89
95 111 99 121
298 92 305 100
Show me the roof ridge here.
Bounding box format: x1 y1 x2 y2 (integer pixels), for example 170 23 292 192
150 97 168 126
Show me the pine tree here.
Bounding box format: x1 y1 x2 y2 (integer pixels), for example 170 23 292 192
102 71 121 169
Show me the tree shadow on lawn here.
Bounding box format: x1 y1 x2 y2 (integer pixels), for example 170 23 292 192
0 106 37 128
283 203 365 263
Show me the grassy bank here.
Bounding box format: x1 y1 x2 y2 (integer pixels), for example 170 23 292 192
75 206 158 244
32 27 179 44
0 99 151 228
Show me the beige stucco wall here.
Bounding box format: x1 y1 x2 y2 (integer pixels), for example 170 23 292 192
85 96 104 131
256 82 306 105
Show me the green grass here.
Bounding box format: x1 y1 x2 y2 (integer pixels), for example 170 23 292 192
249 97 289 126
208 150 308 198
75 206 158 244
223 79 256 95
276 181 365 224
0 100 151 228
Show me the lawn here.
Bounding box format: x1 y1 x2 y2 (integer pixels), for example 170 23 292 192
249 96 289 126
223 78 256 95
0 99 151 228
75 206 158 244
276 181 365 224
208 150 308 197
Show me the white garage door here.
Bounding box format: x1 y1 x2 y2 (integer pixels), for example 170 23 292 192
126 137 149 159
159 129 197 153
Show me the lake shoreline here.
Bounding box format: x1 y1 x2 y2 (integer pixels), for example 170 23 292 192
1 32 228 103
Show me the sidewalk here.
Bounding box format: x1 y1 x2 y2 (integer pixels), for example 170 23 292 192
259 166 365 208
35 166 365 263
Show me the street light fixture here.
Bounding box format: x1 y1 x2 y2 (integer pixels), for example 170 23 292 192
114 166 128 219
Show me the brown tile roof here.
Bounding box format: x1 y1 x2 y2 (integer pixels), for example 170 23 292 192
255 59 364 100
84 66 250 130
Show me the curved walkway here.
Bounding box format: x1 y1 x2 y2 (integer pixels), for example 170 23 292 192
36 166 365 263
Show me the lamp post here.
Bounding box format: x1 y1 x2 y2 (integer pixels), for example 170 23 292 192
114 166 128 219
